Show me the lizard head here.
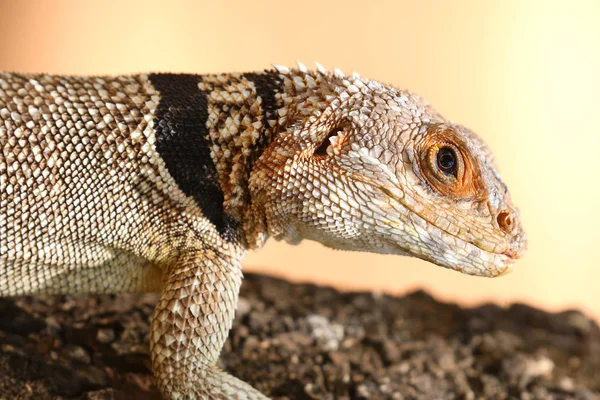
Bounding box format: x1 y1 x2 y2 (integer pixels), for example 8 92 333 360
248 67 527 277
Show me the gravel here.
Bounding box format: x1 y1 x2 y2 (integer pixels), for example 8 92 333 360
0 273 597 400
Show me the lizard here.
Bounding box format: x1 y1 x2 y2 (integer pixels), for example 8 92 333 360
0 62 527 399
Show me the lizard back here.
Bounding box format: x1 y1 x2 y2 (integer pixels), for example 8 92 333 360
0 72 264 295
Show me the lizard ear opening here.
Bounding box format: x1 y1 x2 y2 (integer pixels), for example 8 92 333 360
313 126 345 157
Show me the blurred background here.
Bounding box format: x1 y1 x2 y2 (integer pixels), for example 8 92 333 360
0 0 598 321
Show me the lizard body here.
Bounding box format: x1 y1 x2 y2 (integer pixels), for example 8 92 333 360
0 65 526 399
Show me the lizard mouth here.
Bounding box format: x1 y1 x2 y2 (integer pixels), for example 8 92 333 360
374 185 520 277
389 230 515 277
377 185 512 255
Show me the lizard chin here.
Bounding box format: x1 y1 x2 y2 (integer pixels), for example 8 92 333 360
376 217 519 278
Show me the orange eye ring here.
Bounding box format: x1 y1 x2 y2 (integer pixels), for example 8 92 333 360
417 125 484 200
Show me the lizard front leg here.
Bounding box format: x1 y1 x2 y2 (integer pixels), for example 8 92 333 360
150 248 268 399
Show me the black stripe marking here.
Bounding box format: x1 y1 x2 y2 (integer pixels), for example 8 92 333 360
241 71 284 201
242 70 283 135
149 73 237 241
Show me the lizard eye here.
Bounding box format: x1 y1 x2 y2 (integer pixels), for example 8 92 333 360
436 146 458 177
417 125 484 200
426 142 463 183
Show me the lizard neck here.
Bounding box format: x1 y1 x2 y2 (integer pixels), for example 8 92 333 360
198 71 290 248
199 70 284 214
149 69 336 249
149 71 291 248
207 67 351 249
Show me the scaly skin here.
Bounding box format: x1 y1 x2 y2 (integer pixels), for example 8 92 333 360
0 63 526 399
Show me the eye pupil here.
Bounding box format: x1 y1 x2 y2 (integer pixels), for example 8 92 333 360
436 147 457 175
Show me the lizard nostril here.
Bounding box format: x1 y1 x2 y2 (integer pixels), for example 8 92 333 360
497 211 513 233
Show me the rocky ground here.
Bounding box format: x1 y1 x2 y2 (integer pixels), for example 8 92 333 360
0 273 598 400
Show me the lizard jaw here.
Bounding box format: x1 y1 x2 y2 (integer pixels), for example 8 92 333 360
375 184 525 277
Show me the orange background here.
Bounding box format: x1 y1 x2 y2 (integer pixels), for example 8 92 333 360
0 1 598 321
